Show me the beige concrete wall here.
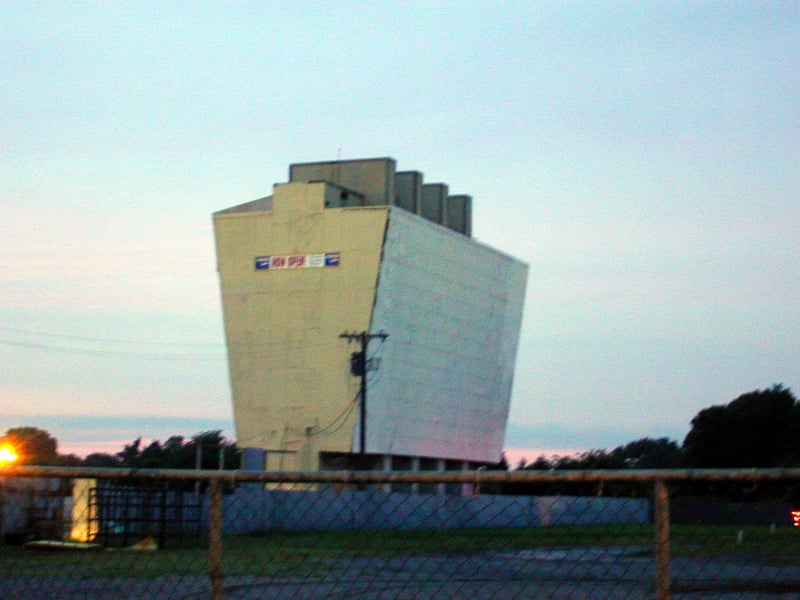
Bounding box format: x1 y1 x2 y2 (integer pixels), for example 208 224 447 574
289 158 395 207
214 182 389 470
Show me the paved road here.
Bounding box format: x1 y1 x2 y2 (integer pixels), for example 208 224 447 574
4 547 800 599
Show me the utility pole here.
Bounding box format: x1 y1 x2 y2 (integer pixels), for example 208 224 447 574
340 330 389 454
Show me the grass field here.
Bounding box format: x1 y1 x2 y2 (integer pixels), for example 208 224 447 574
2 524 799 579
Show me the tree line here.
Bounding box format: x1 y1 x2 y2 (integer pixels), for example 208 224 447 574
2 384 797 474
512 384 799 471
0 428 239 470
490 385 800 500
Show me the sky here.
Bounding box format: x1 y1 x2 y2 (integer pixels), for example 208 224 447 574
2 1 798 464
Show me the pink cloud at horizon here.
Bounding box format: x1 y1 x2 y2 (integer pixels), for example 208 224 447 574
503 447 583 469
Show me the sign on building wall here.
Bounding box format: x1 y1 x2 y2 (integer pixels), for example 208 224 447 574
255 252 340 270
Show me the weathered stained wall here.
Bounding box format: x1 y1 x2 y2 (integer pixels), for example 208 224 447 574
290 158 395 207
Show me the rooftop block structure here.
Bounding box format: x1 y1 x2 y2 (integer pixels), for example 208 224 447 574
213 158 527 472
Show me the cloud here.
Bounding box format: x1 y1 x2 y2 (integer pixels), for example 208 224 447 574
504 421 671 457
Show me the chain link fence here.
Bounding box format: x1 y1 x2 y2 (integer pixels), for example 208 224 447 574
2 466 800 599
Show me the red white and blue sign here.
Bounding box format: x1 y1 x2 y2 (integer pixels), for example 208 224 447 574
255 252 341 270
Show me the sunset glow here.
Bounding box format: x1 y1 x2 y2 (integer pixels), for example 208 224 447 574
0 445 18 465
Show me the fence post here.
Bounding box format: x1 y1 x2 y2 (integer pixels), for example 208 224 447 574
654 479 671 600
209 480 223 600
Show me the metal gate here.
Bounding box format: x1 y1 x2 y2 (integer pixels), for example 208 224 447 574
88 484 203 548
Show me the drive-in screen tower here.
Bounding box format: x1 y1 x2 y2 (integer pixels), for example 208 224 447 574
213 157 527 473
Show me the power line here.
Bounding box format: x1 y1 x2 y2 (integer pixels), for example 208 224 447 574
313 391 361 436
0 325 223 347
1 328 367 362
0 338 225 360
